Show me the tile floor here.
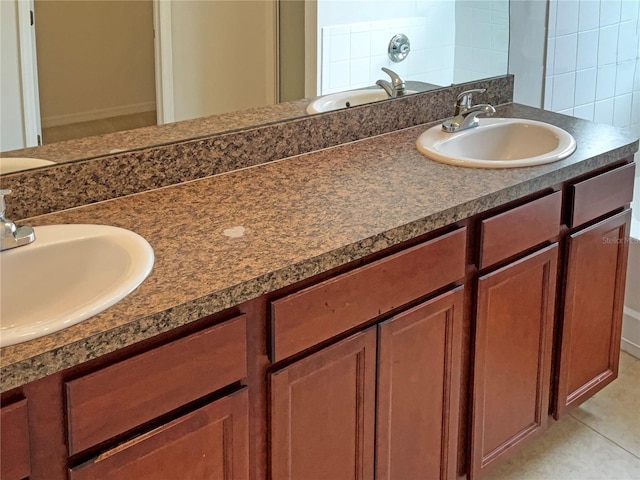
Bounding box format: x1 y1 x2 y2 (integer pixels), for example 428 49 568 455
485 352 640 480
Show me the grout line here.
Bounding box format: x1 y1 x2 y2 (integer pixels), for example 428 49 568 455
569 413 640 461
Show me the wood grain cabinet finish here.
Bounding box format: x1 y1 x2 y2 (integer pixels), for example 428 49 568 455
568 162 635 227
470 245 558 479
270 328 377 480
555 210 632 417
479 191 562 269
376 288 464 480
270 228 466 361
66 315 247 454
0 399 31 480
69 389 249 480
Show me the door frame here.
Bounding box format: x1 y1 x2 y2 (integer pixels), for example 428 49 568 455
152 0 174 125
16 0 42 147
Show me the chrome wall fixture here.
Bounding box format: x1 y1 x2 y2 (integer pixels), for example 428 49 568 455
388 34 410 62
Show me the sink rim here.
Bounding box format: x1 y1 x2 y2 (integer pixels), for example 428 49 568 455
307 88 417 114
0 224 154 347
416 117 577 168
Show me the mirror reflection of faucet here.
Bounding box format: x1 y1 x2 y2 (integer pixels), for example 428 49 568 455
376 67 407 98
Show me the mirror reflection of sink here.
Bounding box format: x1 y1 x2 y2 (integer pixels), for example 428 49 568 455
0 225 154 347
0 157 56 174
307 89 417 114
416 118 577 168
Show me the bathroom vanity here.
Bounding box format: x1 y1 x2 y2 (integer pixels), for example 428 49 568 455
0 90 637 479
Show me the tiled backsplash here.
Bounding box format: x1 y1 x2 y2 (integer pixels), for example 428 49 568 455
545 0 640 139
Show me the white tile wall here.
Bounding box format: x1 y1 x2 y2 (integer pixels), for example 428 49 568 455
318 0 510 95
319 11 457 95
453 0 510 84
545 0 640 130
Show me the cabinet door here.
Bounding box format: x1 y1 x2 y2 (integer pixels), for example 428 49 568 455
69 389 249 480
270 328 376 480
1 399 31 480
555 210 631 418
376 288 464 480
470 245 558 479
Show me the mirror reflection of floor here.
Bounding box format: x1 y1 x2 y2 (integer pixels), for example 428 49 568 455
485 352 640 480
42 110 156 144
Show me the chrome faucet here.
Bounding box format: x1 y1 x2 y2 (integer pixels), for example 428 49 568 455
442 88 496 133
376 67 406 98
1 190 35 251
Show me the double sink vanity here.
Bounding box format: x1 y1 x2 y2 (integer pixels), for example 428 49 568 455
0 76 637 479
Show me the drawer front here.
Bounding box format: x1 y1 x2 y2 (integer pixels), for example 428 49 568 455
569 162 635 228
0 399 30 480
69 389 249 480
479 191 562 268
270 228 466 362
66 315 247 454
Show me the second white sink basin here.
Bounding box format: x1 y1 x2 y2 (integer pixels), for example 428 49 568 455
0 224 154 347
307 89 416 114
416 118 577 168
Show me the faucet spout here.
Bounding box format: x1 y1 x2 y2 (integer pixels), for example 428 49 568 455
442 88 496 132
376 67 406 98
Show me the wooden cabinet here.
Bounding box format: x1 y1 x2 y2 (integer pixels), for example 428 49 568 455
270 288 465 480
470 245 558 478
69 389 249 480
554 210 632 417
376 288 464 480
1 399 31 480
270 328 377 480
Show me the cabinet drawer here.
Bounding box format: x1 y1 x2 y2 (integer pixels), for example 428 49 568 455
66 315 247 454
270 228 466 361
479 191 562 268
69 389 249 480
568 162 635 228
0 399 30 480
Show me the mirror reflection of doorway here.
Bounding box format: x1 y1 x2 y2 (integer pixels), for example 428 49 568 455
35 0 157 144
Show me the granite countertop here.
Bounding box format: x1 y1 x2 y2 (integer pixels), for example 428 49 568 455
1 103 637 391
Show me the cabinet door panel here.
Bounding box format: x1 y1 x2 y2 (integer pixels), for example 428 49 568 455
0 399 31 480
376 288 464 480
270 328 376 480
69 389 249 480
470 245 558 478
555 210 631 417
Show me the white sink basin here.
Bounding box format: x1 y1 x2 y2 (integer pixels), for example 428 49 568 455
416 118 577 168
307 89 416 114
1 157 56 174
0 225 154 347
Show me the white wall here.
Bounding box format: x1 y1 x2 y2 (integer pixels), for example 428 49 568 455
170 1 276 122
1 0 27 151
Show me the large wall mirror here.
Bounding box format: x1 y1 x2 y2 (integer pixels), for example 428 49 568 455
0 0 509 173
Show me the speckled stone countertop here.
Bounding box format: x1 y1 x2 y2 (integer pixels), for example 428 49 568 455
1 103 637 391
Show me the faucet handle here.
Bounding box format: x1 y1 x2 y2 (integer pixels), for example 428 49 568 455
455 88 486 113
0 189 11 218
381 67 405 89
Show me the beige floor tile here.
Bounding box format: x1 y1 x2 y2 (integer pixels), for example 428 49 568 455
42 111 156 144
483 415 640 480
571 352 640 458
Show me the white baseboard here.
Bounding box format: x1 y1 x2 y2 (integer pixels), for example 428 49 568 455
41 101 156 128
621 306 640 359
